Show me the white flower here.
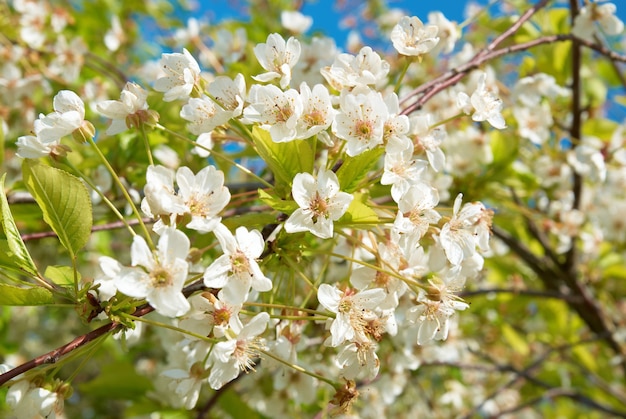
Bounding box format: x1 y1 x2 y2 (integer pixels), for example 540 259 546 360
390 16 440 57
243 84 303 142
141 165 230 233
6 380 63 418
180 95 232 135
141 165 186 221
285 169 353 239
406 276 469 345
572 2 624 42
154 49 201 102
394 183 441 240
296 82 335 139
457 72 506 129
96 82 151 135
410 114 446 172
252 33 301 89
34 90 92 142
94 256 123 301
380 141 428 202
178 293 242 339
337 341 380 381
203 224 272 305
317 284 386 347
428 12 459 54
176 165 231 233
439 193 492 266
115 228 191 317
333 87 388 156
513 102 553 145
208 74 246 118
281 10 313 34
208 312 269 389
321 46 389 89
382 92 410 150
104 15 125 52
16 135 64 159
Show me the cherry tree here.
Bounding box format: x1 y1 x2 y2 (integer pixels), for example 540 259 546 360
1 0 625 417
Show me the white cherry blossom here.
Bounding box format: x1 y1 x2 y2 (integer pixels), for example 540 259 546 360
203 224 272 305
208 312 270 389
141 164 230 233
457 72 506 129
243 84 303 142
321 46 389 89
281 10 313 34
573 2 624 42
115 227 191 317
390 16 440 57
96 82 151 135
333 87 388 156
296 82 335 140
180 95 232 135
208 74 246 118
252 33 301 89
284 169 353 239
35 90 92 143
317 284 386 347
394 183 441 240
154 49 201 102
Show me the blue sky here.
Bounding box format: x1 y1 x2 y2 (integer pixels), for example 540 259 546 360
191 0 626 50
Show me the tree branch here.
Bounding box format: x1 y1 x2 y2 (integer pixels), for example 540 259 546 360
0 280 209 386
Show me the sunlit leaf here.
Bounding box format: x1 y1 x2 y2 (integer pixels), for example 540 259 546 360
0 173 39 278
22 160 93 259
45 265 80 287
336 148 384 193
0 283 53 306
250 126 314 195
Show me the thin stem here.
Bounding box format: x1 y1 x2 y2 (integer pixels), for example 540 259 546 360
394 57 412 94
245 302 331 317
260 348 338 389
86 137 154 249
140 124 154 166
155 124 273 188
123 314 218 343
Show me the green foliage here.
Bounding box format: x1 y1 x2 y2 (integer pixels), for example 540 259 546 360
0 174 39 279
0 284 53 306
251 126 314 197
22 161 93 260
336 148 385 193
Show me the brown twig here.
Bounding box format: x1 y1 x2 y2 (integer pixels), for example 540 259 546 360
0 280 208 386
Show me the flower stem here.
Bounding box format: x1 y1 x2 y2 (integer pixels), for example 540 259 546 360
260 348 339 389
86 137 154 249
140 123 154 166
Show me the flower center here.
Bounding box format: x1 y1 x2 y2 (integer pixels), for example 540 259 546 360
151 266 172 288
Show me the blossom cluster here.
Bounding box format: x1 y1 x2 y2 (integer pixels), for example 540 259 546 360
4 1 625 417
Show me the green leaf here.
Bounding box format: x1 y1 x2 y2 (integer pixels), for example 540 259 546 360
572 345 596 372
45 265 80 287
78 361 153 400
0 283 53 305
340 193 379 225
0 121 4 168
501 324 529 356
250 126 314 195
0 173 39 277
582 118 617 142
258 189 299 213
489 130 518 170
22 160 93 259
219 388 262 419
336 148 384 193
